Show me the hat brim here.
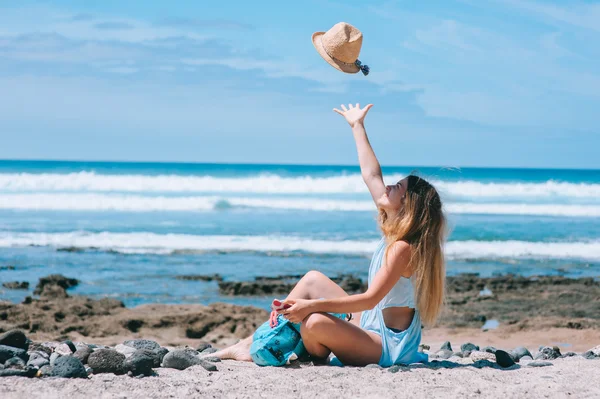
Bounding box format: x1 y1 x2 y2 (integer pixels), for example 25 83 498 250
312 32 360 74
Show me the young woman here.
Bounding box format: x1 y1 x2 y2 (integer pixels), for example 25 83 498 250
210 103 446 367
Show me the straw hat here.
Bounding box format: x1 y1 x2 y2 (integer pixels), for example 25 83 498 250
312 22 370 76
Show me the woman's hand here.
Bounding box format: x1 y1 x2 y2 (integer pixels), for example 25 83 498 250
278 298 316 324
333 103 373 128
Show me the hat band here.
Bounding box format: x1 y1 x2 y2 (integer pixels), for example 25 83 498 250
322 42 370 76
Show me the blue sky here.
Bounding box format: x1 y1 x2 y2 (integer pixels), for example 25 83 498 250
0 1 599 168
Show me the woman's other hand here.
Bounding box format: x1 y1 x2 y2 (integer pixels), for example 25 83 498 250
333 103 373 128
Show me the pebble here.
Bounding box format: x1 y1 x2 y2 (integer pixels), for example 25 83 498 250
520 355 534 362
27 351 50 368
123 339 160 352
528 360 553 367
4 357 26 370
124 349 155 376
196 342 212 352
509 346 533 362
535 346 561 360
461 343 480 352
55 343 74 356
582 351 598 360
482 346 497 354
470 351 495 362
50 352 61 366
0 330 29 350
73 347 93 364
440 341 453 351
495 350 516 368
0 345 28 363
50 356 88 378
364 363 382 369
433 349 453 359
115 344 137 358
162 350 216 371
88 349 127 375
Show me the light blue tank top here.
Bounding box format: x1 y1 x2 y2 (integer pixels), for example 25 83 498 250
371 239 416 309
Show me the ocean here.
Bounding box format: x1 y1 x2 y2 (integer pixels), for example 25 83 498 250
0 160 598 309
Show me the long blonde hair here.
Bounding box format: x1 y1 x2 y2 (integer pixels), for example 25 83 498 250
378 174 446 326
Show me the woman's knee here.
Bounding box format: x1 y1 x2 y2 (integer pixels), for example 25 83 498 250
303 270 326 284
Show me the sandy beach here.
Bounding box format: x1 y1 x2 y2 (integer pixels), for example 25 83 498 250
0 273 599 398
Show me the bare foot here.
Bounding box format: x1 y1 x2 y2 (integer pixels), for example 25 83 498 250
206 337 253 362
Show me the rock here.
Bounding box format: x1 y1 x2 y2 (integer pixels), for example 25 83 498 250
200 347 218 355
0 345 28 363
591 345 600 357
365 363 382 369
33 274 79 295
0 330 29 350
202 356 221 363
196 342 212 352
495 350 516 368
388 364 409 373
123 339 160 352
125 349 154 376
63 340 77 353
509 346 532 362
4 357 26 370
162 349 216 371
175 274 223 282
461 343 479 352
39 285 69 298
28 343 52 356
452 351 464 358
418 344 430 353
73 347 93 364
528 360 553 367
115 344 137 358
152 347 169 368
0 265 16 270
535 346 561 360
50 356 88 378
0 367 37 377
434 349 453 359
41 342 60 352
482 346 497 354
440 341 453 351
85 366 92 375
55 343 74 356
2 281 29 290
582 351 598 360
27 351 50 368
37 365 53 377
470 351 495 362
562 352 577 357
74 342 90 352
88 349 126 375
50 352 61 366
520 355 533 362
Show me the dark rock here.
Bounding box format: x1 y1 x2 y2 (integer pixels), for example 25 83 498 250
528 360 553 367
0 265 16 270
461 343 479 352
37 365 54 377
0 367 37 377
152 347 169 368
162 349 216 371
495 350 516 368
200 347 218 355
175 274 223 282
482 346 497 354
509 346 532 362
4 357 26 369
196 342 212 352
582 351 598 360
388 364 410 373
125 349 154 376
73 347 93 364
562 352 577 357
123 339 160 352
88 349 126 374
50 356 88 378
2 281 29 290
27 351 50 368
535 346 561 360
63 340 77 353
33 274 79 295
0 330 29 350
202 356 221 363
39 285 68 298
22 296 33 304
440 341 453 351
0 345 28 363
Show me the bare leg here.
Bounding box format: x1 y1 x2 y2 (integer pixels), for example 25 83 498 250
301 313 382 366
208 271 355 361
